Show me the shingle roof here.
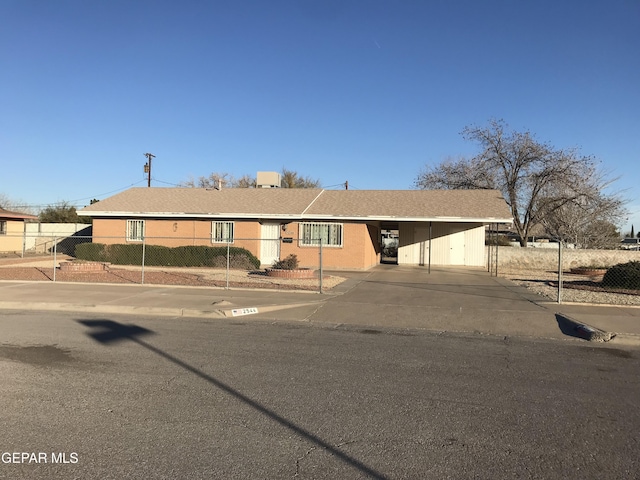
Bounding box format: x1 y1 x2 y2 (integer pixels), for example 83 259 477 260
0 207 38 220
78 187 513 222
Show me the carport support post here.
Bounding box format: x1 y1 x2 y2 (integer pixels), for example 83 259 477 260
319 238 323 294
53 237 57 282
487 225 492 273
557 241 563 304
428 221 432 274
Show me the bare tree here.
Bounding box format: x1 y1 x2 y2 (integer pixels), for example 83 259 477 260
0 193 35 215
415 119 626 247
234 174 257 188
538 176 625 248
180 169 320 189
179 172 229 189
280 168 321 188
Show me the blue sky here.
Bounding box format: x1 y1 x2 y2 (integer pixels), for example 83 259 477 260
1 0 639 232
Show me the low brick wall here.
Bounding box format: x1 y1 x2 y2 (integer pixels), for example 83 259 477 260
265 268 316 279
59 261 109 272
492 247 640 270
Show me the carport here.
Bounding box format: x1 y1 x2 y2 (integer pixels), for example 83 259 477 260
379 219 508 271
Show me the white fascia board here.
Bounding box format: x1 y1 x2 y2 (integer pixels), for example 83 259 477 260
299 215 514 223
78 211 513 224
77 212 303 219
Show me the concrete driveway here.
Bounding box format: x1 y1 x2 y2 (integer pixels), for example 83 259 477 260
311 264 570 339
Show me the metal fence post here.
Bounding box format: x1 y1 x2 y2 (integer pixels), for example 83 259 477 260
141 238 146 285
319 238 323 294
557 241 563 304
226 241 230 290
53 237 57 282
495 223 499 278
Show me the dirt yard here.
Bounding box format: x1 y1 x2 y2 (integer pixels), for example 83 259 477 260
0 255 346 291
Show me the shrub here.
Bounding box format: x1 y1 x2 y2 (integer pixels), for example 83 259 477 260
74 243 260 269
485 235 513 246
601 261 640 290
74 243 107 261
271 254 299 270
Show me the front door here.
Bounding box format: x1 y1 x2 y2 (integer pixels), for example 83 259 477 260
260 223 280 265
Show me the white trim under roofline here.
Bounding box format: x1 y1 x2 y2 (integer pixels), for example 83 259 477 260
78 211 512 223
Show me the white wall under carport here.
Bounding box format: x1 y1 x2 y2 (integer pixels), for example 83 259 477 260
397 222 486 267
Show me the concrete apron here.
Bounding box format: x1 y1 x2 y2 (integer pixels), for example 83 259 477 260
308 265 591 341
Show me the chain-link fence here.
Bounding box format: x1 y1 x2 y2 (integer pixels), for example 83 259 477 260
0 234 330 293
495 244 640 306
3 232 639 303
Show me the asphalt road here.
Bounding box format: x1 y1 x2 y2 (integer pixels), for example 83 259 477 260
1 310 639 479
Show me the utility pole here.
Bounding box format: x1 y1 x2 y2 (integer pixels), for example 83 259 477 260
345 180 349 190
143 153 155 187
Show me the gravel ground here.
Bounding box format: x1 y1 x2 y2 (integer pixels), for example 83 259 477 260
498 267 640 306
0 256 346 291
1 255 637 303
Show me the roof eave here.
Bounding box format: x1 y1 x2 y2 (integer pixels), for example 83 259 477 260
78 211 513 223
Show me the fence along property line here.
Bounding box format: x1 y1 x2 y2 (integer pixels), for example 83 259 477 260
0 234 329 293
4 233 638 304
498 244 640 306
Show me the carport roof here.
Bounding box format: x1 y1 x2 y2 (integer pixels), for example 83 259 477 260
78 187 513 223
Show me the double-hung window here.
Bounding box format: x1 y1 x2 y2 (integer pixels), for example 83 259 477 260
126 219 145 242
212 221 234 243
0 221 6 235
299 222 343 247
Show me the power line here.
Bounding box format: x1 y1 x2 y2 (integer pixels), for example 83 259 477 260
153 178 183 187
6 179 147 210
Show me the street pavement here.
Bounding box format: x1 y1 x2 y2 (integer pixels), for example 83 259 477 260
0 264 639 346
1 310 639 479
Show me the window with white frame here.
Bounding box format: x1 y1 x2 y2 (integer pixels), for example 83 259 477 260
211 221 234 243
0 221 6 235
126 219 145 242
299 222 343 247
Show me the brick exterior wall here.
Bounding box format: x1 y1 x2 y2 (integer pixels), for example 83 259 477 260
91 218 381 270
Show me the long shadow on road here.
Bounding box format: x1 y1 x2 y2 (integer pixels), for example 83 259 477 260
77 319 387 479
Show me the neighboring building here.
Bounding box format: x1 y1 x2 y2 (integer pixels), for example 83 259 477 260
0 207 38 253
77 187 513 270
620 238 640 251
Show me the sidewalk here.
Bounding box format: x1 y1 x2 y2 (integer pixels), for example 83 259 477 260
0 266 639 347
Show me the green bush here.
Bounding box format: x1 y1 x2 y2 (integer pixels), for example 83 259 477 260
74 243 107 261
601 261 640 290
74 243 260 269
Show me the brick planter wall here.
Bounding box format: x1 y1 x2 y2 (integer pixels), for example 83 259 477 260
265 268 316 279
59 261 109 272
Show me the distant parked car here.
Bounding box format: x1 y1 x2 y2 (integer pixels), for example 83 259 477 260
620 238 640 251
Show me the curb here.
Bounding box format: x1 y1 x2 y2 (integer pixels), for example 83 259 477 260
0 301 227 319
0 300 324 320
555 312 616 342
